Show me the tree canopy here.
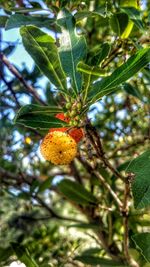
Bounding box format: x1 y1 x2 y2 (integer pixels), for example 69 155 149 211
0 0 150 267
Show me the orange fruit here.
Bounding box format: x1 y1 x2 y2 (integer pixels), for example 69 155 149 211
40 131 77 165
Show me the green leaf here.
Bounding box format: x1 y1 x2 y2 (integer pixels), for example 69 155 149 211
77 62 108 77
123 83 143 101
77 61 108 102
110 13 129 36
57 179 97 205
14 104 67 130
88 48 150 104
77 62 108 102
11 242 38 267
30 179 40 194
20 26 68 95
0 15 9 28
132 233 150 262
38 177 53 193
6 7 44 13
15 104 63 117
75 256 128 266
57 8 87 94
15 115 66 130
2 45 16 56
0 247 13 263
5 14 54 30
74 9 106 21
126 150 150 209
18 192 31 200
90 43 111 66
68 223 99 229
121 7 144 31
80 247 102 256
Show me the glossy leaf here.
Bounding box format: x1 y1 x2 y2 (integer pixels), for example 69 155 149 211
5 14 54 30
123 83 143 101
0 15 8 28
57 8 87 94
80 247 102 255
77 62 108 101
15 104 63 117
14 115 67 130
90 43 111 66
14 104 67 130
68 223 99 229
7 7 44 13
57 179 97 205
120 0 138 38
77 62 108 77
126 150 150 209
0 247 13 263
121 7 144 31
110 13 129 36
132 233 150 262
11 242 38 267
75 255 128 266
74 9 106 20
38 177 53 193
20 26 68 95
88 48 150 104
2 45 16 56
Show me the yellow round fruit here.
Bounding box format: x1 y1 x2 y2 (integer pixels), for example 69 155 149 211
40 131 77 165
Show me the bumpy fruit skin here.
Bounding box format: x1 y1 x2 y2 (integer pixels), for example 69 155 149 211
40 131 77 165
53 113 84 143
49 127 84 143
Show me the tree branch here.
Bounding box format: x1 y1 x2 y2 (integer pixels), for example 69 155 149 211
0 53 46 106
122 176 139 267
0 73 20 107
109 136 149 158
78 156 123 210
85 122 124 180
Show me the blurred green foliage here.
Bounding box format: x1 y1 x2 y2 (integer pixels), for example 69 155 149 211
0 0 150 266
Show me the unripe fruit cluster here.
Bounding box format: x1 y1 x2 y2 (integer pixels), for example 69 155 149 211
65 99 82 127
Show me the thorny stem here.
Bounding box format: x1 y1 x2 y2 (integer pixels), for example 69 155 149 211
0 53 46 106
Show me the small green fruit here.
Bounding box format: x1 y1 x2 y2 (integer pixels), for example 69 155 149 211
65 102 72 109
77 102 82 110
75 115 80 121
69 120 74 126
64 111 70 117
70 110 76 118
72 121 78 126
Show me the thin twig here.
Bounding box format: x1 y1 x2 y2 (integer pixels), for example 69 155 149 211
101 43 122 69
0 53 46 105
122 177 139 267
0 73 20 107
109 136 149 158
34 195 85 224
86 122 124 180
78 156 123 210
94 170 123 209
